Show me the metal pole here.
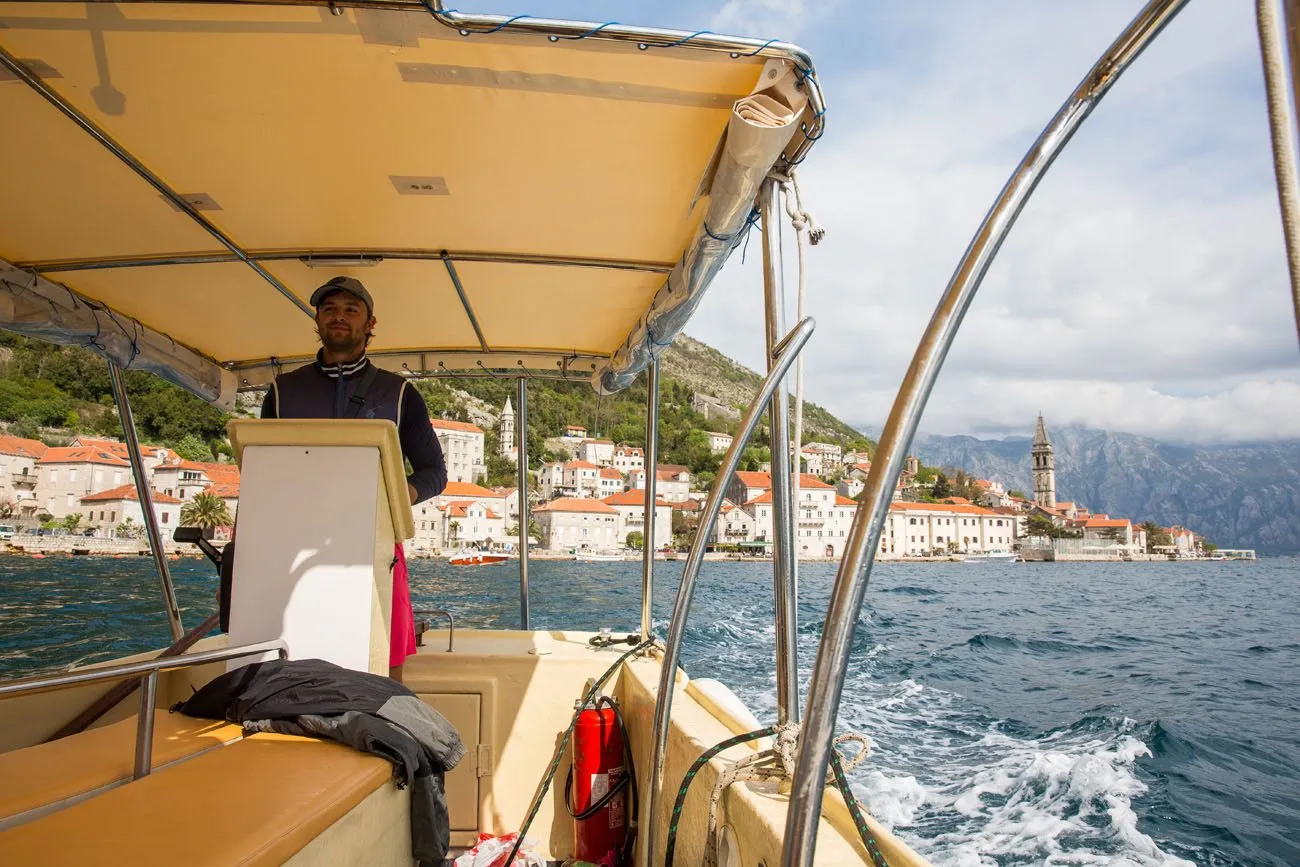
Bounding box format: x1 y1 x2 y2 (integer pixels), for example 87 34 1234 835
640 360 660 641
516 377 530 631
133 670 158 779
1256 0 1300 347
107 360 183 642
780 3 1189 864
760 178 800 727
641 317 815 867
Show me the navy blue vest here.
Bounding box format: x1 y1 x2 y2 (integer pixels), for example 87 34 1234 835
270 359 407 423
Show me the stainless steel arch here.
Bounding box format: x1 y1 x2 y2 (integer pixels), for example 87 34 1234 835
780 1 1191 863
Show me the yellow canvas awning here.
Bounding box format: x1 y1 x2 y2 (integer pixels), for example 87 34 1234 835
0 2 823 406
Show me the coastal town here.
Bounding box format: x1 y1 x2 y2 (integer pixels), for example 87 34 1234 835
0 400 1234 561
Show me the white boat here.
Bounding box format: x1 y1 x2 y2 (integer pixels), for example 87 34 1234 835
963 550 1018 562
574 550 625 563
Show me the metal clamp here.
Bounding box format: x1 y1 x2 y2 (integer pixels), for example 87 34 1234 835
415 609 455 653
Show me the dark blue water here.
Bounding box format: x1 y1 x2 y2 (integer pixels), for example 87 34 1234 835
2 555 1297 866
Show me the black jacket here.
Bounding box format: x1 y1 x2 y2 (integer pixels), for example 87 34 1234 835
261 353 447 503
174 658 465 866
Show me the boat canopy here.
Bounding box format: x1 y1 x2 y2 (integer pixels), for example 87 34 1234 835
0 1 822 408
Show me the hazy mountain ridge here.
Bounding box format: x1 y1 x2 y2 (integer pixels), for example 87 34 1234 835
911 425 1300 554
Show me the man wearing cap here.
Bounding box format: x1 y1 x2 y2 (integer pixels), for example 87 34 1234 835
260 276 447 679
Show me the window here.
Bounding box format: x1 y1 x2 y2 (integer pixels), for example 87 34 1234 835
161 512 170 524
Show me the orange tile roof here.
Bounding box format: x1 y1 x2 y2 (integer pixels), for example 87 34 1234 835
734 471 772 487
442 500 502 519
440 481 502 498
431 419 484 434
73 437 165 457
1084 517 1130 528
37 446 130 467
1056 501 1077 510
82 485 181 504
204 482 241 499
565 460 600 471
673 499 703 511
943 496 972 505
889 501 998 516
798 473 832 489
746 491 774 505
657 464 690 476
0 435 47 459
599 467 623 479
834 495 858 506
178 460 240 482
535 497 617 514
655 470 687 482
603 490 671 508
614 446 643 456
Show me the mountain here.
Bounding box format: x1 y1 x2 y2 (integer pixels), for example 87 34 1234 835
910 425 1300 555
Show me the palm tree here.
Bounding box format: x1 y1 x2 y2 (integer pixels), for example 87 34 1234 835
181 491 233 533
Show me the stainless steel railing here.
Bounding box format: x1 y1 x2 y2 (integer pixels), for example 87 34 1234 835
639 315 815 867
0 639 287 780
780 1 1190 863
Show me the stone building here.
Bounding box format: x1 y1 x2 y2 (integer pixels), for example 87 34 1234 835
1032 413 1057 509
432 419 486 483
533 497 620 551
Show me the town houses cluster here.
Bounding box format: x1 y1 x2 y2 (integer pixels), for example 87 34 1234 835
1 409 1210 560
0 418 497 544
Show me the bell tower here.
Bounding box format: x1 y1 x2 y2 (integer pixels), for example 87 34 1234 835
499 397 516 461
1032 413 1056 509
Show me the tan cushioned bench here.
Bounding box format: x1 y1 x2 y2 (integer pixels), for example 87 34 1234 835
0 731 392 866
0 711 244 825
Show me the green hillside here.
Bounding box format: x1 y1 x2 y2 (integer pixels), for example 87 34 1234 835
0 332 873 481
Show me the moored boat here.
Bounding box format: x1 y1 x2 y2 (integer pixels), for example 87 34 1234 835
447 550 511 567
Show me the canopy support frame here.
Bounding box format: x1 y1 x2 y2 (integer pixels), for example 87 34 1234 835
440 253 490 351
107 360 184 643
640 359 659 641
516 376 530 630
0 45 311 319
640 315 815 867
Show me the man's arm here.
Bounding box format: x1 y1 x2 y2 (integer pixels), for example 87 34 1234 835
259 385 278 419
398 385 447 504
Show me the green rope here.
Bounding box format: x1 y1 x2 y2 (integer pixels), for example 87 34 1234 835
504 639 655 865
829 748 890 867
663 726 777 867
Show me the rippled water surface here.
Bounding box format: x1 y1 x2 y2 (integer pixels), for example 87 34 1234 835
3 554 1298 866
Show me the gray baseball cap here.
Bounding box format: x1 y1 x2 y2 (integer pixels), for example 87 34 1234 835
310 276 373 315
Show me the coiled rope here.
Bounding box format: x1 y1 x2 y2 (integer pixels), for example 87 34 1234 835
664 722 887 867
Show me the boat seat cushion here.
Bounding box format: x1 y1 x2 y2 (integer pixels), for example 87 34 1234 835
0 731 392 866
0 710 244 824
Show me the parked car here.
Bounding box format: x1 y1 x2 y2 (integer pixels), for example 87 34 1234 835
0 525 16 540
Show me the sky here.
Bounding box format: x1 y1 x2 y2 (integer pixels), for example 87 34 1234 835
539 1 1300 444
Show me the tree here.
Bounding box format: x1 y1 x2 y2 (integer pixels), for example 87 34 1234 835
0 500 14 519
931 472 952 500
1140 520 1171 552
174 433 215 462
61 513 82 531
116 517 145 539
1025 513 1060 538
449 521 460 545
1007 489 1027 499
10 416 41 441
180 491 233 530
626 531 644 551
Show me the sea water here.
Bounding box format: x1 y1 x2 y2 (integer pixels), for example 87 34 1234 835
2 555 1296 866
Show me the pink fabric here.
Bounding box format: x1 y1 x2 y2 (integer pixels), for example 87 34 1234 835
390 542 417 669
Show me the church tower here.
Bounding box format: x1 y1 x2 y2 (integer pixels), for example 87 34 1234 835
1032 413 1056 508
499 397 516 460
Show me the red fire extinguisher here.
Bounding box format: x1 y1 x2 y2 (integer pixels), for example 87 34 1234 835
567 695 635 865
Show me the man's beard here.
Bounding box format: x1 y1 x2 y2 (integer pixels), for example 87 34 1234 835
320 329 365 357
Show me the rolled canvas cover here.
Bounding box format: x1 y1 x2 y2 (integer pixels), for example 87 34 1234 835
595 59 808 393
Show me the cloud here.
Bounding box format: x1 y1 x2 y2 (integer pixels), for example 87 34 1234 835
683 0 1300 444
